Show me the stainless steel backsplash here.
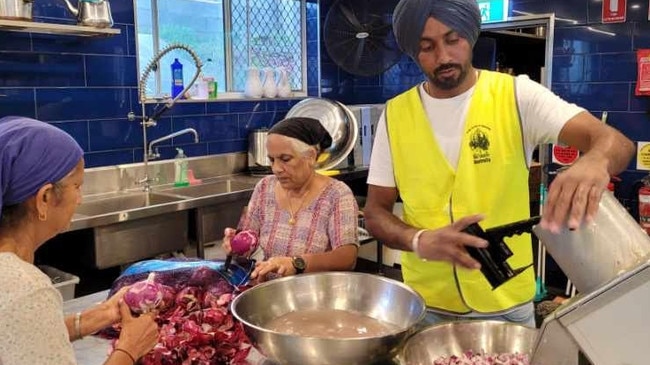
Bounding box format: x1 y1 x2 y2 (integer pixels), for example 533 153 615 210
81 152 248 196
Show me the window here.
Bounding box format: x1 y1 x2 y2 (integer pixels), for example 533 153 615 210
135 0 307 100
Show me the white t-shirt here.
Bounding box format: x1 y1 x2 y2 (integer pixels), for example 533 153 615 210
368 75 585 187
0 253 76 365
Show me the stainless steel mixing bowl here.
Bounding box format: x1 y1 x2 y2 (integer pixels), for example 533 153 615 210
401 320 538 364
231 272 426 365
285 98 358 171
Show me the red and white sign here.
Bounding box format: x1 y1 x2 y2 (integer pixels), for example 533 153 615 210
603 0 627 23
552 144 580 165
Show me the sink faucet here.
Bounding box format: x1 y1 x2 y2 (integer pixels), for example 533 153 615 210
129 43 203 192
147 128 200 160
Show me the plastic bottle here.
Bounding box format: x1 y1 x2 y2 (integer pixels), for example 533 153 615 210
174 148 189 187
204 76 217 99
171 58 184 98
195 73 209 99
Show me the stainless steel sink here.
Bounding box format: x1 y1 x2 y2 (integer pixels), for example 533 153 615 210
75 192 184 217
160 180 255 198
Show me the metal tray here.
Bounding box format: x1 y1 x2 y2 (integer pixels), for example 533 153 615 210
286 98 359 171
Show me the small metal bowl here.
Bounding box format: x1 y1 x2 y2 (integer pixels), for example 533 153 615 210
401 320 538 365
231 272 425 365
286 98 359 170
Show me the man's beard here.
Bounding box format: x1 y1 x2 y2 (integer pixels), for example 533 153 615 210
426 63 469 91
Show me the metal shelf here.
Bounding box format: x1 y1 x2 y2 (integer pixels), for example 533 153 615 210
0 19 120 37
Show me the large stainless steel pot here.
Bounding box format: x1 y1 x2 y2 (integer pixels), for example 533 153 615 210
533 190 650 294
231 272 426 365
247 128 271 172
401 320 538 364
0 0 33 20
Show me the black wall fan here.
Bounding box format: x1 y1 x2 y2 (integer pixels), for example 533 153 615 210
323 0 401 77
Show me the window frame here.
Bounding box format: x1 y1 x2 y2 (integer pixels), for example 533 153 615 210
135 0 309 103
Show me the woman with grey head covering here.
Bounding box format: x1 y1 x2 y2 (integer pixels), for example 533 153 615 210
0 116 158 365
363 0 635 328
221 116 359 283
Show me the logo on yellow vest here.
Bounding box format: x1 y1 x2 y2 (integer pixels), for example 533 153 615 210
468 125 491 164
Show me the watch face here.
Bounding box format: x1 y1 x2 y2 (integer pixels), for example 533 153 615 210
292 256 306 272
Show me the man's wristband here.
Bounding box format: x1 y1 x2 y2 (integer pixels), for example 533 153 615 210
411 229 428 258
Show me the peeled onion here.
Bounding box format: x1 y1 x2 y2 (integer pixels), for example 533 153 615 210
124 272 165 314
231 230 258 255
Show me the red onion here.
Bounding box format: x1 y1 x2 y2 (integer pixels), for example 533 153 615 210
123 272 165 314
432 350 530 365
231 230 258 255
104 270 252 364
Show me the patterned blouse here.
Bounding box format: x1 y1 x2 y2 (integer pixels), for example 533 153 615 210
240 175 359 260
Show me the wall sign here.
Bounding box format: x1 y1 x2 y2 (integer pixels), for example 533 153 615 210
552 144 580 165
602 0 627 23
635 49 650 96
637 142 650 171
477 0 509 23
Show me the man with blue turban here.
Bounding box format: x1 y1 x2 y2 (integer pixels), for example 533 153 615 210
364 0 635 326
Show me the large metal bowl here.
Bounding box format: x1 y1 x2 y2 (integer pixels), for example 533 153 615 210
231 272 426 365
286 98 358 171
401 320 538 364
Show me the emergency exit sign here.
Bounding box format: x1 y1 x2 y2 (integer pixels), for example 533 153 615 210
477 0 510 23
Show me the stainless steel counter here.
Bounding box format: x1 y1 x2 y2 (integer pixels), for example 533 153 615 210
68 167 368 232
68 175 260 232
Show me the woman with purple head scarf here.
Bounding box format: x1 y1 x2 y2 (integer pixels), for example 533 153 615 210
0 117 158 365
363 0 635 328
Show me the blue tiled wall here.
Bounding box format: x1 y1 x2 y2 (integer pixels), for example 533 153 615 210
320 0 650 209
0 0 319 167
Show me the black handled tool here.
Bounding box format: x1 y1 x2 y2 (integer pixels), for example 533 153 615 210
462 216 541 289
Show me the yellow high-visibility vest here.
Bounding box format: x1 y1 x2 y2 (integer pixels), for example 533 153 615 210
385 70 535 313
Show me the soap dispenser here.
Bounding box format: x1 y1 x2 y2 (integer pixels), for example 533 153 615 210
174 148 189 187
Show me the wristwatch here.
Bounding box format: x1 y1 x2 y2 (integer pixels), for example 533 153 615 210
292 256 306 274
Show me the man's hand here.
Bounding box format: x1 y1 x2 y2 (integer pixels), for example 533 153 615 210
415 214 488 269
541 155 610 233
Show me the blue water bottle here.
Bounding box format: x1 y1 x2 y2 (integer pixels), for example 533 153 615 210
171 58 184 98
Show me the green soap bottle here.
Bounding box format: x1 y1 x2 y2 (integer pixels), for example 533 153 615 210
174 148 190 187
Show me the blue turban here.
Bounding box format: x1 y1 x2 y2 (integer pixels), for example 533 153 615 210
0 116 83 213
393 0 482 61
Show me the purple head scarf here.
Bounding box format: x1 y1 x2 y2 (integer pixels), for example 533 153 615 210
0 116 83 214
393 0 482 61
